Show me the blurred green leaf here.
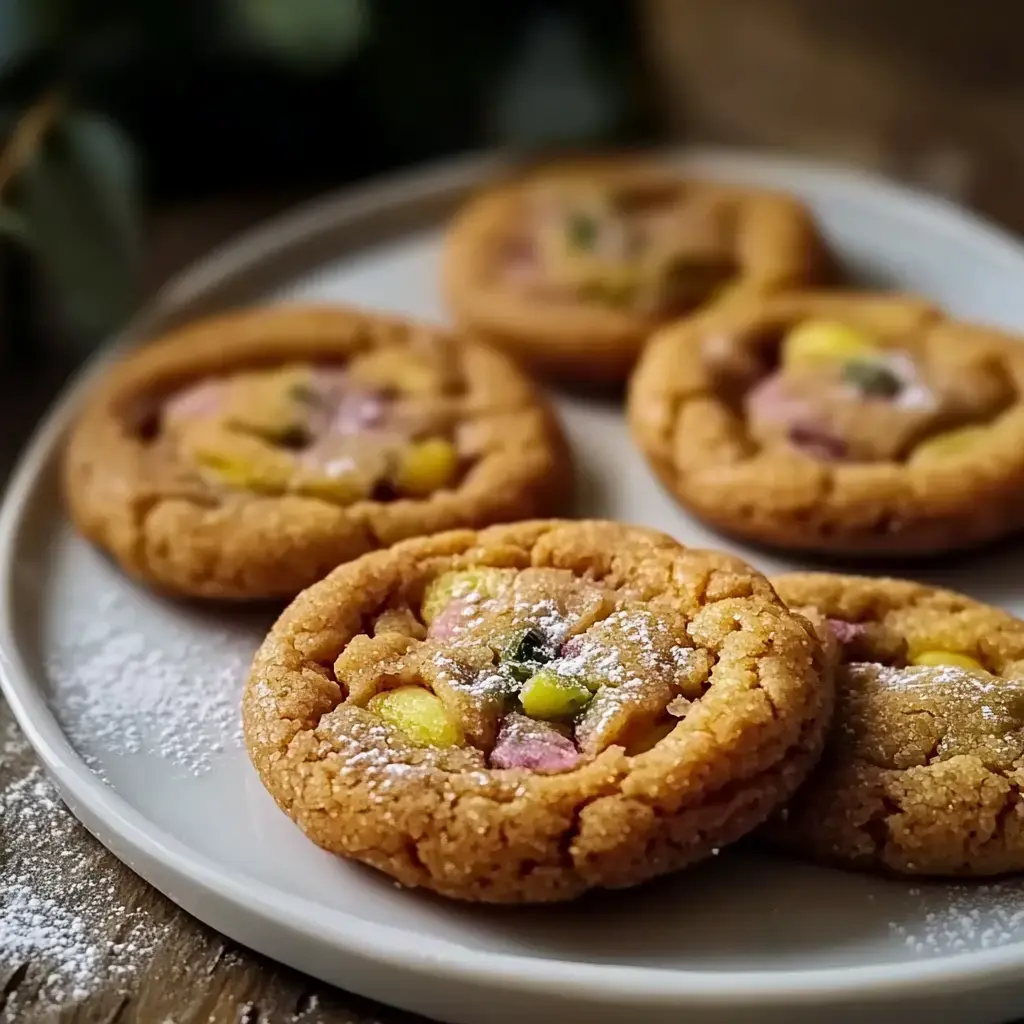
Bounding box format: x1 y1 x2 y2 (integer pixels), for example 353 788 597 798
61 111 140 259
228 0 369 71
490 14 617 148
0 0 75 88
13 110 140 336
0 205 31 243
0 107 17 141
0 0 42 73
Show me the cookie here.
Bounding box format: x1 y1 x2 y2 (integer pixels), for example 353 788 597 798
628 290 1024 555
63 305 570 600
243 519 833 903
768 572 1024 877
442 159 828 383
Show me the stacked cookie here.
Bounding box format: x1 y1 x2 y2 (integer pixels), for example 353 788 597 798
62 157 1024 903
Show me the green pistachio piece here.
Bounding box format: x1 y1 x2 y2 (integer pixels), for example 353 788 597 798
519 668 592 721
367 686 464 748
566 211 598 252
841 359 902 398
420 568 513 625
502 625 554 682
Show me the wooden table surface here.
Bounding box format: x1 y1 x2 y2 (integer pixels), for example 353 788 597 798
0 709 421 1024
0 197 425 1024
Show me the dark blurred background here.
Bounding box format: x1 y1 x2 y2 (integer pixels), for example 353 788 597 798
1 0 1022 468
0 1 645 363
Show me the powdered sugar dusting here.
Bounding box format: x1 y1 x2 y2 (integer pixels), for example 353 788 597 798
0 721 160 1016
854 663 997 693
579 677 648 735
890 882 1024 954
428 650 517 702
556 635 625 683
557 611 701 686
512 595 569 642
884 352 939 413
40 536 264 778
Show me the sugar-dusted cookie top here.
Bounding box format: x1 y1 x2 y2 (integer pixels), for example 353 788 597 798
443 159 828 382
629 291 1024 554
244 520 833 902
769 572 1024 877
63 305 569 599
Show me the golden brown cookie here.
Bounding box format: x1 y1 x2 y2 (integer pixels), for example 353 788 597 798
63 305 570 600
243 519 833 903
442 159 828 383
628 290 1024 555
768 572 1024 877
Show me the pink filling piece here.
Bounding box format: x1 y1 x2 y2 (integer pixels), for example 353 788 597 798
746 374 813 427
560 635 584 659
746 374 848 460
490 714 580 773
787 424 848 461
502 238 542 286
826 618 869 646
326 388 386 435
163 378 227 421
162 368 388 444
426 597 475 641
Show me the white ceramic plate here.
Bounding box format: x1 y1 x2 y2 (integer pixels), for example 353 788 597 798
6 150 1024 1024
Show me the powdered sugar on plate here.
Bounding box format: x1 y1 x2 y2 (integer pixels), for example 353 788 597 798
0 531 272 1015
0 720 160 1016
890 881 1024 954
39 532 270 778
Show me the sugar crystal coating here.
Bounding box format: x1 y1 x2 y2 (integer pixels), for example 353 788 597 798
769 572 1024 877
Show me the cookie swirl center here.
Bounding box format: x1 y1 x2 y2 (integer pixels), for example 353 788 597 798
704 318 1015 463
336 566 713 773
159 353 467 503
504 182 737 314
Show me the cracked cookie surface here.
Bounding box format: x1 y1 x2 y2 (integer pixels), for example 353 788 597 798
442 159 828 383
768 572 1024 877
63 305 570 599
243 520 833 903
627 290 1024 555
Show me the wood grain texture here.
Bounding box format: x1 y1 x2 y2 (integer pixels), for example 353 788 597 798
0 702 428 1024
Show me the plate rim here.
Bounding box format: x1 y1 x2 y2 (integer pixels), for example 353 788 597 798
5 146 1024 1007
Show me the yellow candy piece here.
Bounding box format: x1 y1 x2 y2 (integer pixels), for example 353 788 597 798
577 266 641 307
188 427 295 494
420 568 513 624
197 452 292 493
519 669 592 720
367 686 464 748
781 320 879 370
292 471 372 505
911 650 987 672
393 438 459 497
912 425 990 463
